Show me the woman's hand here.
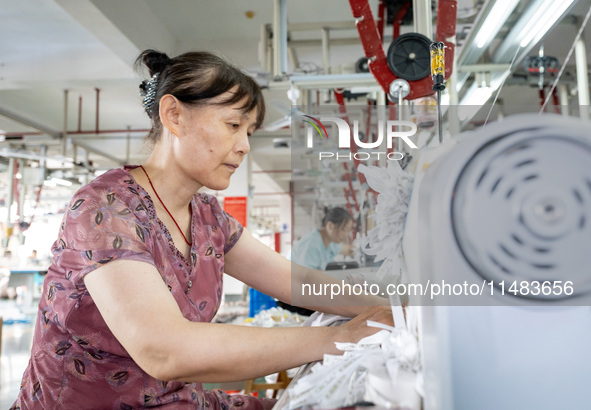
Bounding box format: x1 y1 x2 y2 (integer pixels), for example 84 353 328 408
340 243 354 257
337 306 395 345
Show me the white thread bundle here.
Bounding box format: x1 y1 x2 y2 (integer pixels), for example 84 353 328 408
358 162 414 286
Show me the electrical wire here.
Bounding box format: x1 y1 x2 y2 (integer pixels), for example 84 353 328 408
484 44 522 126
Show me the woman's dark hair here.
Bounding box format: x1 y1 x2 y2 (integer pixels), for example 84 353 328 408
322 207 353 229
135 49 265 143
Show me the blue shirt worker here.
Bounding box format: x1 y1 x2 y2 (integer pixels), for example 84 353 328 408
292 207 355 270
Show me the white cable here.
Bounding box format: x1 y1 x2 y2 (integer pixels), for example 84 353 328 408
484 44 521 126
540 4 591 113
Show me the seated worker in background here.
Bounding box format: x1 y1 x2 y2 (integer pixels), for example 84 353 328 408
280 207 355 316
291 207 355 270
12 50 392 410
28 249 39 264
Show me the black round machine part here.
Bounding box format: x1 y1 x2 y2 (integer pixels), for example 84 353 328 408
355 57 370 73
386 33 432 81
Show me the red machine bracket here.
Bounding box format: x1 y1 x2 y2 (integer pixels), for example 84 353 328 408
349 0 457 101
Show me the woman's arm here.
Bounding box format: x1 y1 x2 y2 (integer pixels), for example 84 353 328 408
224 229 389 318
84 259 391 383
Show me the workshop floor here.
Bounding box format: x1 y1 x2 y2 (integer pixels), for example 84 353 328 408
0 299 35 409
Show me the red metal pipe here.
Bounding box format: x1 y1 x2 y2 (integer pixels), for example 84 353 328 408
538 88 546 111
95 88 100 134
69 128 150 135
392 2 411 41
343 187 354 216
376 0 385 41
13 160 20 220
290 181 294 244
334 89 381 208
1 128 152 139
552 88 561 114
78 95 82 133
334 90 359 157
364 99 373 144
251 170 292 173
435 0 457 81
253 192 292 195
342 162 360 213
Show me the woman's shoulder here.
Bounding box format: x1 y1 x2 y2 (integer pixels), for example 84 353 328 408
193 193 244 242
68 167 143 209
82 167 135 191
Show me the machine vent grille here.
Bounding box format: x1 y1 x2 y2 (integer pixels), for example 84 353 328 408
452 130 591 300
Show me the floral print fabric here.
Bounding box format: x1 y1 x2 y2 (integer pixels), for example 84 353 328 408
12 166 272 409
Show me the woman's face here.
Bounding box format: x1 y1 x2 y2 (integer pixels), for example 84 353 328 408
175 93 257 191
327 219 353 243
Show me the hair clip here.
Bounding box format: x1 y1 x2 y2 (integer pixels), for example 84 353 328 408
140 73 160 114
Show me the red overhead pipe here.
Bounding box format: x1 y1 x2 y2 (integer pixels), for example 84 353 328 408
95 88 100 134
363 99 373 144
12 160 19 216
2 128 151 138
253 192 297 195
251 170 292 174
68 128 151 135
334 91 361 214
334 89 368 188
78 95 83 133
290 181 294 244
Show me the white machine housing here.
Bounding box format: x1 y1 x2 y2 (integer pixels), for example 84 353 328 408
403 114 591 409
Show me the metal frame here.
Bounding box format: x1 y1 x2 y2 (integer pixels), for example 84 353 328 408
348 0 457 101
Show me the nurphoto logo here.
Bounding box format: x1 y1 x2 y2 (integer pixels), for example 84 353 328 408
302 115 418 161
302 115 329 140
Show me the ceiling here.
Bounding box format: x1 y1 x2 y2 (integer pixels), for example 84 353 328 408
0 0 590 226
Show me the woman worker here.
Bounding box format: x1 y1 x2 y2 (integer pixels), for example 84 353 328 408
279 207 356 317
12 50 392 409
291 207 355 271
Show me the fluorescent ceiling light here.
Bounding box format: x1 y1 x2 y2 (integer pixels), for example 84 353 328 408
518 0 576 47
475 0 520 48
528 0 577 46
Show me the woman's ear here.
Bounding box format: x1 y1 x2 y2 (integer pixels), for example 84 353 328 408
325 221 336 237
159 94 181 137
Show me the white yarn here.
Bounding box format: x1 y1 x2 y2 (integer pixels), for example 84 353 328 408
358 162 414 285
283 163 419 409
286 326 421 409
